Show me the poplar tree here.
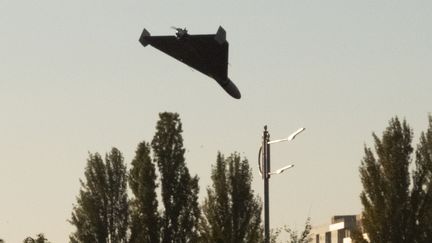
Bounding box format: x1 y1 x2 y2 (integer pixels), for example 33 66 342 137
357 116 432 243
69 148 129 243
22 234 50 243
409 116 432 242
151 112 200 243
359 117 412 242
201 152 262 243
129 141 160 243
200 153 231 243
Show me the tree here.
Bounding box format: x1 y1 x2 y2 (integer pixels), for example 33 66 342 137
200 152 262 243
200 153 231 243
69 148 129 243
23 234 50 243
356 116 432 243
358 117 412 242
23 237 34 243
34 234 49 243
129 141 160 243
282 217 312 243
409 116 432 242
151 112 200 243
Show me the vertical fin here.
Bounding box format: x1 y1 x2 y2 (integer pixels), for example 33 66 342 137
139 28 151 47
214 26 226 44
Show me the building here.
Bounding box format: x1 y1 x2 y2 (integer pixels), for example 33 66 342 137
311 215 363 243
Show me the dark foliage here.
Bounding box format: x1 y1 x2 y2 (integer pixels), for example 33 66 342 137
152 112 200 243
356 116 432 243
69 148 128 243
129 141 160 243
200 152 262 243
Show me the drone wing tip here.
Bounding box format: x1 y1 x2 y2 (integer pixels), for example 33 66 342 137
139 28 151 47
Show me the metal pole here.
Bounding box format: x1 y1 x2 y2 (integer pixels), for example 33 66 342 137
263 126 270 243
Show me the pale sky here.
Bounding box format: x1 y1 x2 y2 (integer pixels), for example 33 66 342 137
1 0 432 242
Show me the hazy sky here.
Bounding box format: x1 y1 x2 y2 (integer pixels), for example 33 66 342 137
1 0 431 242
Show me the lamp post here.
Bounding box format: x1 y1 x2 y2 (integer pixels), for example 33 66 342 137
259 126 305 243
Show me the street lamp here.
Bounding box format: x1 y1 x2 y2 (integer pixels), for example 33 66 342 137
259 126 305 243
268 164 295 175
267 127 305 144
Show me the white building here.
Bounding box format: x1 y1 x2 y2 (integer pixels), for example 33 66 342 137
311 215 363 243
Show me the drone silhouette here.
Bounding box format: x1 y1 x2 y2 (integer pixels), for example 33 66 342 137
139 26 241 99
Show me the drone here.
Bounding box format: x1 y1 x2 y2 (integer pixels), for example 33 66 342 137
139 26 241 99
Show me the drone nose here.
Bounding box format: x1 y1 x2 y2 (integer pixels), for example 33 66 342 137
221 78 241 99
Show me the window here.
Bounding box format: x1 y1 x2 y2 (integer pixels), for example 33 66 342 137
325 232 331 243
